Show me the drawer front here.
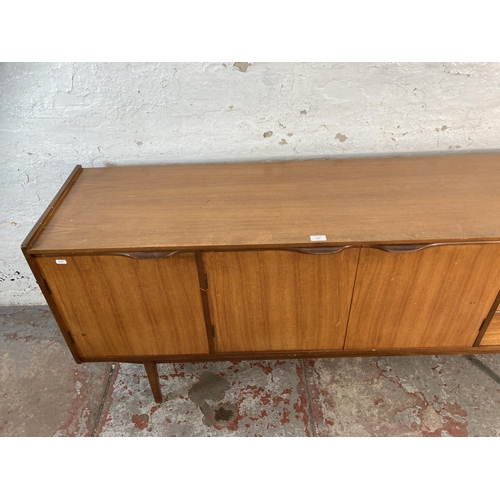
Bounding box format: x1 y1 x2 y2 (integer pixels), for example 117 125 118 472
480 313 500 346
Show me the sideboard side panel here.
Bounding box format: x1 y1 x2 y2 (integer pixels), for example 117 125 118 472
35 253 209 357
345 244 500 349
203 249 360 352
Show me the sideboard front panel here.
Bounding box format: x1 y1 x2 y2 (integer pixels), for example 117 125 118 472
203 249 360 352
36 253 209 358
345 244 500 349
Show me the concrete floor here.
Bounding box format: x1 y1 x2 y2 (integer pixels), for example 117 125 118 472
1 305 500 437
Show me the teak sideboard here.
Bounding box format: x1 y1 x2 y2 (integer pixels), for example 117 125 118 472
22 154 500 403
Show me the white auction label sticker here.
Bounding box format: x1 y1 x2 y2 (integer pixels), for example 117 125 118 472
310 235 327 241
55 259 67 264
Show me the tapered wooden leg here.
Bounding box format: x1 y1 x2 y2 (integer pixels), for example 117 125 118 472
144 362 163 403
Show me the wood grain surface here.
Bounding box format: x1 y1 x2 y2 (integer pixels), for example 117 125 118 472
480 314 500 346
344 244 500 349
35 253 209 357
203 249 360 352
28 154 500 253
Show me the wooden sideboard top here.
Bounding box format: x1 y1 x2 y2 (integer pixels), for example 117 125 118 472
26 153 500 253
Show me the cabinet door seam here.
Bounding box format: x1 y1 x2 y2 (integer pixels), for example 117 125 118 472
473 287 500 347
342 246 362 350
195 250 215 354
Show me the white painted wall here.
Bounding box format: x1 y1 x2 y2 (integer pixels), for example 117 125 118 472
2 62 500 305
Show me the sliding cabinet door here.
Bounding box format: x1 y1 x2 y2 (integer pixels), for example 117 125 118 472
36 253 209 358
203 248 360 352
345 244 500 349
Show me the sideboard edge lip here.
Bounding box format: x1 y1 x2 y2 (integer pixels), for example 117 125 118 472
26 238 500 256
21 165 84 253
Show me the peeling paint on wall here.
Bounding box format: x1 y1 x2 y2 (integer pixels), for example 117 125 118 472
233 62 251 73
2 62 500 305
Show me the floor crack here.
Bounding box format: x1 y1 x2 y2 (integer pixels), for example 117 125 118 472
465 355 500 385
91 362 116 437
301 358 318 437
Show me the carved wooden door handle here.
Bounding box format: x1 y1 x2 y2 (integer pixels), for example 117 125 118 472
372 244 432 253
287 246 355 255
110 251 180 259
